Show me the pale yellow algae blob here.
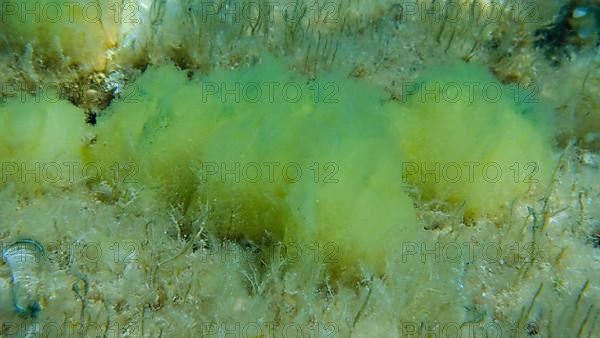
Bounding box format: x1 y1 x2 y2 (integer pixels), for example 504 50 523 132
0 93 88 192
388 63 556 217
2 0 118 70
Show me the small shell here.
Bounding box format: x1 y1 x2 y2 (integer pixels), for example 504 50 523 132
2 239 45 318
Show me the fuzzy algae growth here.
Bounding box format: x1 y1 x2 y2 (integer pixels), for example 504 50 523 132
1 57 556 273
0 93 88 192
89 58 420 272
388 63 556 217
1 0 118 71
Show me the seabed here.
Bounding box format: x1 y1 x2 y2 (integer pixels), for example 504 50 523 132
0 1 599 337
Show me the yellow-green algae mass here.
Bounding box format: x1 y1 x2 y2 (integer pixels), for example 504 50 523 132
0 93 88 192
1 57 556 274
1 0 118 71
89 57 420 272
388 62 556 217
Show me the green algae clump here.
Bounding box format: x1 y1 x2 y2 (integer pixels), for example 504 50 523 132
89 57 419 273
0 57 557 274
388 62 556 217
0 93 88 192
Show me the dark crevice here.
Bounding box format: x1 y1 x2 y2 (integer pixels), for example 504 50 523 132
85 112 97 125
535 1 599 67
